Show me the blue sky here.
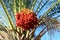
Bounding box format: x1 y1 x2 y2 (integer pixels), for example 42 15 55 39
0 0 60 40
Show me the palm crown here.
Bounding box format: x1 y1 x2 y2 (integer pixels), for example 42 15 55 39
0 0 60 40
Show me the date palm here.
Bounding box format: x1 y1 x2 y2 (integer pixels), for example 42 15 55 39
0 0 60 40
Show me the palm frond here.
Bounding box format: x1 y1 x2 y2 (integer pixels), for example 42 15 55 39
46 3 60 18
31 0 37 11
0 0 15 29
2 0 16 28
13 0 16 13
0 11 10 27
47 9 60 18
35 27 47 40
36 0 49 15
41 1 59 18
35 0 42 13
42 17 60 31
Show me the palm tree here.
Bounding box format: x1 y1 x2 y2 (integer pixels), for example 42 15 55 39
0 0 60 40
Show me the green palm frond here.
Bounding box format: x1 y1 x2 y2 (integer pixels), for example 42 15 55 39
46 2 60 18
31 0 37 11
36 0 49 15
47 9 60 18
41 1 59 18
35 0 42 13
0 11 10 28
0 0 15 29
